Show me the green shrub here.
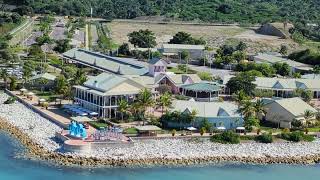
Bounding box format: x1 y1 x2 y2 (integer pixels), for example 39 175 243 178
256 133 273 143
302 135 315 142
210 131 240 144
4 97 17 104
240 135 255 141
278 131 313 142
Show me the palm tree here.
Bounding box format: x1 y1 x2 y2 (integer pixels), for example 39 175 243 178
72 69 87 85
304 110 314 120
189 109 197 127
158 92 172 114
38 78 49 92
254 99 265 117
313 65 320 79
118 99 129 121
238 100 255 118
233 90 249 106
0 69 8 89
137 88 155 125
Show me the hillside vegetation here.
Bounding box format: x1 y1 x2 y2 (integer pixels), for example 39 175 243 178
6 0 320 24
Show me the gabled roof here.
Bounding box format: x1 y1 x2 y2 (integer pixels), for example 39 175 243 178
155 73 202 85
82 73 145 94
63 48 148 75
172 100 241 118
266 97 317 117
255 77 320 89
149 58 167 65
30 73 56 81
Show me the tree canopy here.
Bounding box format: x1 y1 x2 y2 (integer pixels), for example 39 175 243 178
128 29 157 48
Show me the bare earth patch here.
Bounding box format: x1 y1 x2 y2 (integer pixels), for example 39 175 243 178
106 21 301 53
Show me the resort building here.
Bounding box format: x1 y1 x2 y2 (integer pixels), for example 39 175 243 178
148 58 167 77
154 73 202 94
180 82 221 102
62 48 149 76
223 76 320 99
73 73 147 119
28 73 57 90
253 53 313 73
262 97 317 128
165 100 243 130
160 44 205 59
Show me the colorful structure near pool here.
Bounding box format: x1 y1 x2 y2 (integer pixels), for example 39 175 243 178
68 121 87 139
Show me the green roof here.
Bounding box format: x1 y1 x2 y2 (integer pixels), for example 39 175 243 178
83 73 127 92
180 82 221 92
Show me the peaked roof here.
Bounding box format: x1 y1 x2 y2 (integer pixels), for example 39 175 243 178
172 100 241 118
255 77 320 89
155 73 202 85
267 97 317 117
82 73 145 93
149 58 167 65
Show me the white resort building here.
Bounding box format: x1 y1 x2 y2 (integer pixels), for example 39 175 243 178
73 73 148 119
223 76 320 99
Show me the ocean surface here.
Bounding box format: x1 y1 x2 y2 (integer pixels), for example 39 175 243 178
1 131 320 180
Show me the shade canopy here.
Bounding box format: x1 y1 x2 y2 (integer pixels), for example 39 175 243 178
20 88 27 92
39 99 46 102
27 92 34 95
236 127 245 130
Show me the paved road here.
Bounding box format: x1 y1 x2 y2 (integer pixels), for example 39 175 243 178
169 63 234 79
23 31 43 46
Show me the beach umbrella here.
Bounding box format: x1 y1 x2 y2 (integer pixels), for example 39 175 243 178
27 92 34 96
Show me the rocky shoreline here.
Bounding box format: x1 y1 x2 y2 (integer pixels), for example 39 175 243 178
1 119 320 168
1 92 320 167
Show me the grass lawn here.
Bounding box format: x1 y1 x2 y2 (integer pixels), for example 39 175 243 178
88 121 109 129
167 67 197 74
307 127 320 132
33 90 61 101
123 127 138 134
259 126 282 133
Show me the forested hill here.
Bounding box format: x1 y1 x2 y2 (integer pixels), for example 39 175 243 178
5 0 320 24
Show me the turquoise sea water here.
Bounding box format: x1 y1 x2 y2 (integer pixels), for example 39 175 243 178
1 131 320 180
